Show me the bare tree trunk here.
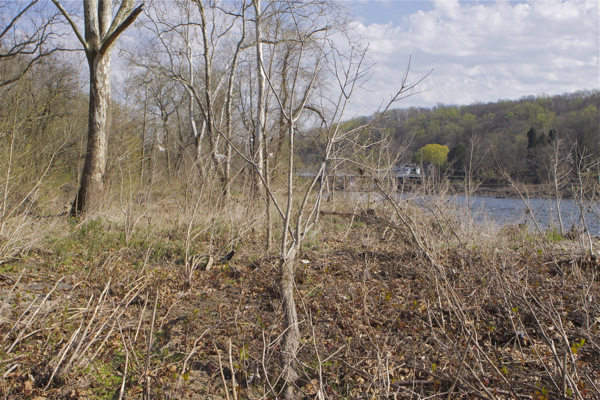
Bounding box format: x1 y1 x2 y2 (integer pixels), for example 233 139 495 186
279 111 300 397
265 155 272 251
279 250 300 397
186 25 202 180
195 119 207 177
52 0 143 215
253 0 265 194
73 51 111 214
551 138 566 235
222 3 247 203
165 128 171 176
466 134 475 235
140 84 148 183
194 0 228 196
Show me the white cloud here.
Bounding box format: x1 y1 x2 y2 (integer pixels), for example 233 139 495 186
343 0 599 116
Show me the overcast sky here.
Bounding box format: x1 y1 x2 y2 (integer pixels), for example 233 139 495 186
339 0 599 116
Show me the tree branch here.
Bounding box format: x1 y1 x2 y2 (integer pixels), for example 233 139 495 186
99 3 144 56
50 0 89 52
0 1 38 42
106 0 135 38
0 48 73 88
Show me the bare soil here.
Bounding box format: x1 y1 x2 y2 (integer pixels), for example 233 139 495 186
0 213 599 399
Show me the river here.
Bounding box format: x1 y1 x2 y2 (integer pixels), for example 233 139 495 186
398 194 600 237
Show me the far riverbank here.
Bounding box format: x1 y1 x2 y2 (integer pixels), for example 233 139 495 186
451 183 600 199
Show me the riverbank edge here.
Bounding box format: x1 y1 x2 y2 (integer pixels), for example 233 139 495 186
465 184 599 199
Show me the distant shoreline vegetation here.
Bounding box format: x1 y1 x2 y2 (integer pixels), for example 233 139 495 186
295 89 599 187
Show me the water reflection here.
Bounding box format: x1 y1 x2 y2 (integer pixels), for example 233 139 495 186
414 195 600 236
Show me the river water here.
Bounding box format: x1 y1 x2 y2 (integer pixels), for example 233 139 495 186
402 194 600 237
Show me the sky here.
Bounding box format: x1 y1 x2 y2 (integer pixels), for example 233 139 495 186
338 0 599 116
32 0 598 118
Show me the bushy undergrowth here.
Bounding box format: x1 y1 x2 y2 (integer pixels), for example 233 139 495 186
0 188 599 400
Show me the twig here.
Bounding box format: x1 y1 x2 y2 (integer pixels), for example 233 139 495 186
446 337 470 400
215 343 231 400
61 280 111 375
45 324 82 389
118 318 130 400
143 290 159 400
563 350 568 399
228 338 237 400
134 291 149 344
3 297 36 342
261 329 279 399
175 325 217 391
76 281 146 369
2 363 18 378
0 355 24 365
7 277 64 353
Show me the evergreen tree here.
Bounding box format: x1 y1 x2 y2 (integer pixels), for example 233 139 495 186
448 142 467 174
527 127 537 149
536 132 549 147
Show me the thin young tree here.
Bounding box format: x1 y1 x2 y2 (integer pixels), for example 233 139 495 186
50 0 143 214
252 0 266 195
220 3 424 395
543 131 570 235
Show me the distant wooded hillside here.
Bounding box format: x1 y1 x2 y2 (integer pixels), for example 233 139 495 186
299 90 599 185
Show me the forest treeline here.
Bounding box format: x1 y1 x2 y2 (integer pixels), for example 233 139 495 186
1 0 364 215
2 54 599 210
1 1 599 218
2 58 598 218
319 90 599 185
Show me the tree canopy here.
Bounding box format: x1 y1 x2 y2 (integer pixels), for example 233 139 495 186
325 90 599 183
414 143 449 169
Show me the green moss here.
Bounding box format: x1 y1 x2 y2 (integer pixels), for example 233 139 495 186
352 221 366 229
545 227 564 243
89 360 123 399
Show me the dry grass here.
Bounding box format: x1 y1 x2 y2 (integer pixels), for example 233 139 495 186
0 186 598 400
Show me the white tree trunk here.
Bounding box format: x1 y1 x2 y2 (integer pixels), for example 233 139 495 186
254 0 265 192
73 51 112 213
51 0 142 214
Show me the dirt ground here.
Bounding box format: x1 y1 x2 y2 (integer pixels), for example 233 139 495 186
1 211 599 399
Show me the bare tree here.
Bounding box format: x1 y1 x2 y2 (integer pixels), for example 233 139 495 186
50 0 143 214
215 3 423 395
252 0 266 195
542 131 571 235
0 0 65 88
128 0 248 199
